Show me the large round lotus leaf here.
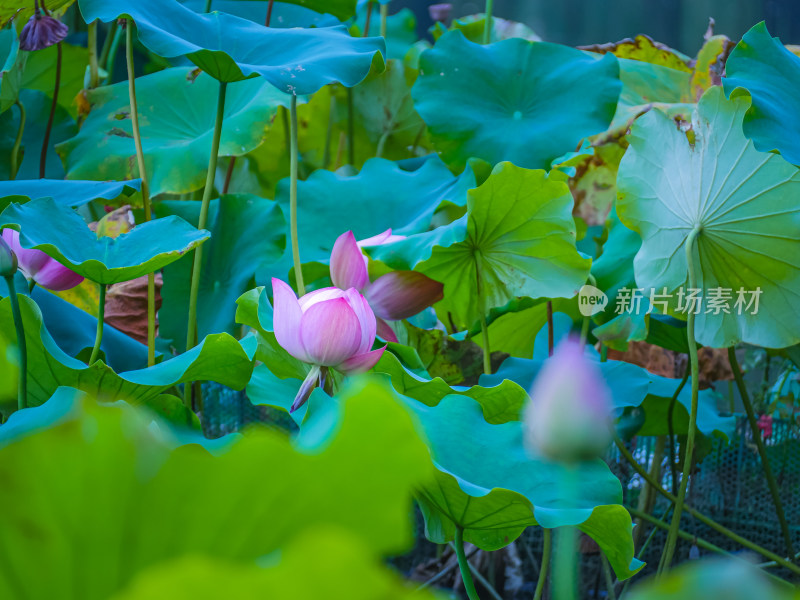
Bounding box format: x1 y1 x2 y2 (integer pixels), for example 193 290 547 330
723 22 800 165
0 179 140 213
274 155 474 264
0 198 209 285
580 34 692 72
181 0 341 26
78 0 384 88
405 394 642 580
0 295 256 408
0 0 75 28
617 86 800 349
613 58 692 128
0 379 432 600
411 31 621 169
369 162 590 331
57 67 291 196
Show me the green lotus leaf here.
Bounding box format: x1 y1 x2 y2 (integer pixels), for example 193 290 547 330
723 22 800 164
354 7 417 60
22 42 89 119
181 0 342 26
370 162 590 331
0 179 141 212
0 378 433 600
612 58 693 128
0 89 76 179
412 30 621 169
57 67 292 196
616 86 800 349
0 0 75 28
0 23 21 113
580 34 692 72
0 295 256 408
273 155 473 265
431 14 542 45
156 194 285 345
406 393 643 580
113 533 436 600
482 349 734 440
689 32 734 102
0 197 209 285
78 0 384 87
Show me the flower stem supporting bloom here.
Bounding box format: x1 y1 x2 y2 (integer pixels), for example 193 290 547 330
10 100 25 180
89 283 107 365
483 0 494 44
39 41 62 179
533 527 551 600
88 20 99 88
380 2 388 38
5 275 27 411
658 227 701 575
474 251 491 375
454 526 480 600
728 345 795 561
185 79 228 408
126 19 156 367
289 94 305 296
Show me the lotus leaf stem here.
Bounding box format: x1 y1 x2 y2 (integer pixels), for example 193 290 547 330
453 526 481 600
10 100 25 180
533 528 551 600
289 94 305 296
5 275 27 410
39 42 62 179
89 283 107 365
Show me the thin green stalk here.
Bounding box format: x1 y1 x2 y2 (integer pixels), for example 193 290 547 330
546 300 554 356
126 19 156 368
553 526 577 600
380 2 388 38
89 283 107 364
185 79 228 408
601 553 617 600
10 100 25 180
453 526 480 600
347 87 355 165
104 24 124 84
580 314 590 346
289 94 305 296
98 20 117 71
40 42 62 178
5 276 27 411
375 130 390 159
483 0 494 44
667 364 690 497
613 434 800 575
88 20 99 88
204 0 212 11
363 0 374 35
265 0 274 26
475 252 491 375
659 228 701 575
533 528 551 600
728 346 795 561
322 93 335 168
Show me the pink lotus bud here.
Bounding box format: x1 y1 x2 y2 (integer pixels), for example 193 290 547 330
19 8 68 52
329 230 443 343
1 229 83 291
523 338 613 461
428 3 453 23
0 235 17 278
272 278 385 411
757 414 773 439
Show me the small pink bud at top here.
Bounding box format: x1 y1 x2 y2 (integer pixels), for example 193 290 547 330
19 10 68 51
523 338 613 461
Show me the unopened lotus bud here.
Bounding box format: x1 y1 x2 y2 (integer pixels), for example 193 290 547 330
523 338 613 461
0 235 18 278
428 3 453 23
19 4 68 52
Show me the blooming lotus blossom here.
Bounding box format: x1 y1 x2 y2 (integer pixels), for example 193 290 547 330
19 3 69 52
523 338 613 461
1 229 83 291
272 278 385 412
330 230 444 343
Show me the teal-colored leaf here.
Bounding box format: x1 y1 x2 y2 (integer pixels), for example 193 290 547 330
180 0 340 27
354 7 417 60
0 179 141 212
57 67 292 196
78 0 384 87
723 22 800 165
0 295 255 408
157 194 285 345
0 23 21 113
0 197 209 285
412 31 621 169
617 86 800 349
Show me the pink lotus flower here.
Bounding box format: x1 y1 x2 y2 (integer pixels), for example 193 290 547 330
272 278 385 412
1 229 83 291
757 414 773 439
330 230 444 343
523 338 613 461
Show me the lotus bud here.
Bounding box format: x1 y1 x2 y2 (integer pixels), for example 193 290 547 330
19 3 68 52
0 235 18 278
272 279 385 411
1 229 83 291
523 338 613 461
428 3 453 24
